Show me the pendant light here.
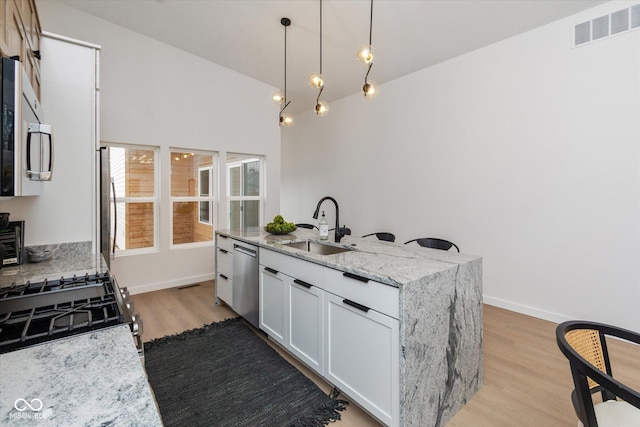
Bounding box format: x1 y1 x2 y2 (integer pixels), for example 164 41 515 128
310 0 329 116
358 0 378 99
275 17 293 126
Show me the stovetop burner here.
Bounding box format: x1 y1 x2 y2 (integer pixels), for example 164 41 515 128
0 272 131 354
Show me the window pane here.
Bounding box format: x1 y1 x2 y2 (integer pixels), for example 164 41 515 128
229 166 241 197
199 169 209 196
171 152 212 197
119 148 155 197
243 161 260 196
112 202 154 251
199 201 210 223
243 200 260 228
230 200 241 230
173 201 213 244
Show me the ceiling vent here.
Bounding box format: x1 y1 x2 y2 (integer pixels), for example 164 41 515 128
573 3 639 47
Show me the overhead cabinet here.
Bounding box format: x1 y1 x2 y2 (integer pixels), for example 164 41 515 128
0 0 42 100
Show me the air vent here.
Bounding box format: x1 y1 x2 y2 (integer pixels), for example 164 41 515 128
611 9 629 34
592 15 609 40
632 4 640 28
573 3 640 47
575 21 591 45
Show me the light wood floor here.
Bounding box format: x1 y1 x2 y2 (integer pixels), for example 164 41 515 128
131 280 640 426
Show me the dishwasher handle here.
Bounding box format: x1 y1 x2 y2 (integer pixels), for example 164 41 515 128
234 245 257 257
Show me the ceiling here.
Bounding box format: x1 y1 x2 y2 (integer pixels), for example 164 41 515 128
60 0 605 114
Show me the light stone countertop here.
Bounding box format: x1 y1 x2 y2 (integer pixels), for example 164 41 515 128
0 242 107 288
0 325 162 426
217 228 480 287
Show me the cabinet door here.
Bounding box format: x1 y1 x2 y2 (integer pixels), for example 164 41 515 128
216 273 232 306
259 266 288 346
288 279 323 375
216 247 233 278
325 292 399 427
6 1 25 61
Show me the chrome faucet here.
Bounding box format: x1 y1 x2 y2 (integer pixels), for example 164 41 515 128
313 196 347 243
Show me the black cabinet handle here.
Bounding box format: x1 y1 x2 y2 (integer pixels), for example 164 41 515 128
343 299 370 313
219 235 228 239
343 272 369 283
219 248 228 254
264 267 279 275
219 274 228 280
293 279 312 289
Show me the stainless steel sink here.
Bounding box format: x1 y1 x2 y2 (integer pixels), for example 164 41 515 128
282 240 355 256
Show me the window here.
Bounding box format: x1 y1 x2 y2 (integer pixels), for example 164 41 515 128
227 153 263 230
170 150 216 246
198 167 211 224
109 144 159 254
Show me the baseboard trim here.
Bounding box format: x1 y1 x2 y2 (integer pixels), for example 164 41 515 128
483 295 574 324
128 273 215 295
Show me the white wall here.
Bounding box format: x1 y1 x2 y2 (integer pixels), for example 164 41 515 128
36 1 281 293
282 1 640 331
1 36 97 246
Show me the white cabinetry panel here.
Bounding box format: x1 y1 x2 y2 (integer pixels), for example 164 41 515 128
216 273 233 306
215 235 234 306
324 292 399 427
259 267 287 345
288 280 324 375
324 268 399 319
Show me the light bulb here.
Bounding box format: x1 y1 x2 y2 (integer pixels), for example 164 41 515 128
309 73 324 88
272 91 284 104
315 101 329 116
362 80 379 99
280 113 293 126
357 45 374 64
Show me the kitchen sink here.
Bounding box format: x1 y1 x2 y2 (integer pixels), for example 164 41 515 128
282 240 355 256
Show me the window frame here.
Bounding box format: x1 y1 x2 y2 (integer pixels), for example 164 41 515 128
226 155 264 230
198 166 211 225
169 149 218 249
106 142 160 256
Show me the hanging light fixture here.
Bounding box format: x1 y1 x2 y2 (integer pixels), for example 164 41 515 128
358 0 378 99
310 0 329 116
275 17 293 126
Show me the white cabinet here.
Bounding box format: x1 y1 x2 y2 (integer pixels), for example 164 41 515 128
259 266 287 346
324 292 399 427
215 235 235 306
288 278 324 374
258 247 399 426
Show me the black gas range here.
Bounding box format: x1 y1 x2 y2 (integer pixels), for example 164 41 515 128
0 272 143 358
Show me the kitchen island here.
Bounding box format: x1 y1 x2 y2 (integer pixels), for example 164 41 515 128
216 228 483 427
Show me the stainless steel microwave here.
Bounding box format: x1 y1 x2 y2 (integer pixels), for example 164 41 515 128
0 57 53 197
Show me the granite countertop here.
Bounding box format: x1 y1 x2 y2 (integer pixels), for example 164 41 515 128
0 242 107 288
0 325 162 426
217 228 480 288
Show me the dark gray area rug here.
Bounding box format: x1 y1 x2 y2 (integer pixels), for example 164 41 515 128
144 318 348 427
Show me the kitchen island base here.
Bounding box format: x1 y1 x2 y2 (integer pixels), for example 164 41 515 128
216 229 482 427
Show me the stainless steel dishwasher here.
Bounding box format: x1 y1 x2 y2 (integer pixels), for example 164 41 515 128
232 241 259 328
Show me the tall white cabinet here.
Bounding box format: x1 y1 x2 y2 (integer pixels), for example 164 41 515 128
2 33 100 246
